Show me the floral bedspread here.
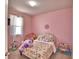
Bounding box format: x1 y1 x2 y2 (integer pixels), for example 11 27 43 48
22 41 54 59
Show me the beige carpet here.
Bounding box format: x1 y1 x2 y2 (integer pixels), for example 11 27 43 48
8 50 72 59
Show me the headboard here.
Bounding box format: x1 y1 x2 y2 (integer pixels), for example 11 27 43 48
36 33 55 42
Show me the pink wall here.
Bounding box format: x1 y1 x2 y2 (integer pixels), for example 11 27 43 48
8 9 32 48
8 8 72 48
32 8 72 44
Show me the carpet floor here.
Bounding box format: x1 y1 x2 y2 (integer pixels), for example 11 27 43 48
8 50 72 59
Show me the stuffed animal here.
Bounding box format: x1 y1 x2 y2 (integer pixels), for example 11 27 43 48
24 33 37 40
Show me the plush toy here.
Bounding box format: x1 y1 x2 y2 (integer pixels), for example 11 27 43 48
24 33 37 40
58 43 68 52
19 38 33 55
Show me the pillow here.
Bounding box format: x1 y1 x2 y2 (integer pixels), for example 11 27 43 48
36 33 54 42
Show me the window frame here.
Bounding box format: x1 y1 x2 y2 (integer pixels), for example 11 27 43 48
9 14 23 36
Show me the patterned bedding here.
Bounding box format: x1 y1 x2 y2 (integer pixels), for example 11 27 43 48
37 33 54 42
22 33 56 59
23 41 54 59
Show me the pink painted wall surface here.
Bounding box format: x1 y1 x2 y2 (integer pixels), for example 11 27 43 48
8 9 32 48
32 8 72 44
8 8 72 48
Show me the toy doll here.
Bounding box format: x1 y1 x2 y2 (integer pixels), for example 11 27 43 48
19 38 33 55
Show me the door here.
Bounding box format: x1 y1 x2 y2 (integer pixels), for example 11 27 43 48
5 0 8 59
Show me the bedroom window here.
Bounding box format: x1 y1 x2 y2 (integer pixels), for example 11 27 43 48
9 15 23 35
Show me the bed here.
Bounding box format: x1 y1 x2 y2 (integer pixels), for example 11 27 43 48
22 33 56 59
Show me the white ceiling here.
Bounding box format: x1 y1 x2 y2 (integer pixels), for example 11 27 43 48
8 0 72 15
